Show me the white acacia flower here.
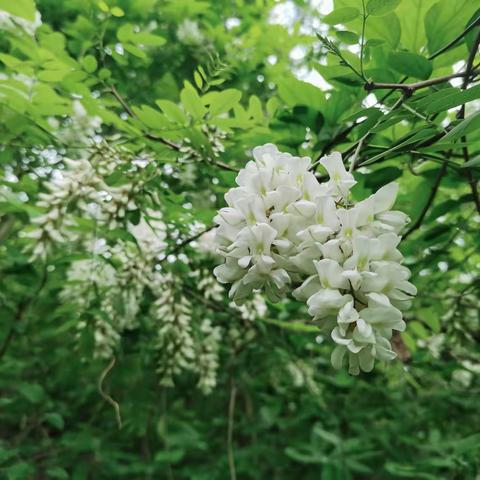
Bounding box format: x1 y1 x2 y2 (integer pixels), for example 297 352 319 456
320 152 356 198
214 144 416 374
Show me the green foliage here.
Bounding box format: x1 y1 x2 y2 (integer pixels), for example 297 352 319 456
0 0 479 479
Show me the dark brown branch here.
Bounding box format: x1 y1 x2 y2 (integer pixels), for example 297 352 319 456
370 16 480 101
364 72 470 94
313 17 480 161
213 160 240 172
109 85 182 150
109 85 135 117
162 225 215 260
144 133 181 150
403 160 448 239
458 30 480 213
109 86 240 171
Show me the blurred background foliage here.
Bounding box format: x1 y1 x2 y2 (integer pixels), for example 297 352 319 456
0 0 479 478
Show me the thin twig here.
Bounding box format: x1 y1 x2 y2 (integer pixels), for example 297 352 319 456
458 30 480 213
429 15 480 61
227 379 237 480
313 17 480 160
163 225 215 260
0 267 48 360
0 215 14 242
213 160 240 172
109 85 181 151
109 86 242 171
359 0 368 78
403 160 448 239
98 357 122 429
345 95 405 161
109 85 135 117
348 135 364 173
364 71 473 94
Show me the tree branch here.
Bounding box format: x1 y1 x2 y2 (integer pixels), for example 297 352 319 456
227 378 237 480
313 16 480 161
0 267 48 360
458 29 480 213
429 15 480 60
359 0 368 78
364 71 473 94
403 160 448 239
109 85 240 171
162 225 215 261
109 85 182 150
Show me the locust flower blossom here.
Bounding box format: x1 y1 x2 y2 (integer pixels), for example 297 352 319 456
214 144 416 375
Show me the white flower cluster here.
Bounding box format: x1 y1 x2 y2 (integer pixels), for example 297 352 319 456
49 100 102 147
214 144 416 374
28 158 102 259
176 19 205 46
195 319 222 394
27 154 144 259
178 125 227 165
62 213 167 358
152 275 222 394
61 226 222 392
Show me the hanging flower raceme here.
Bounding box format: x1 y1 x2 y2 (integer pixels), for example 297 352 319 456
214 144 416 375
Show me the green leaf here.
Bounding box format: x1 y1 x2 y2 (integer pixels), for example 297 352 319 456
18 383 45 403
323 7 360 25
277 76 325 111
155 99 186 124
367 12 401 48
424 84 480 114
0 0 36 21
409 321 429 339
154 449 185 464
180 82 207 119
387 51 432 79
117 23 134 42
313 425 341 445
362 127 437 165
193 70 203 89
123 44 147 59
206 89 242 116
397 0 436 52
81 55 97 73
133 32 166 46
97 1 109 12
425 0 478 54
401 332 416 352
46 467 68 479
367 0 401 16
462 155 480 168
132 105 170 129
44 413 65 430
248 95 264 122
442 111 480 142
335 30 359 44
117 24 166 46
259 318 319 333
364 167 402 188
6 462 35 480
419 308 441 333
110 6 124 17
